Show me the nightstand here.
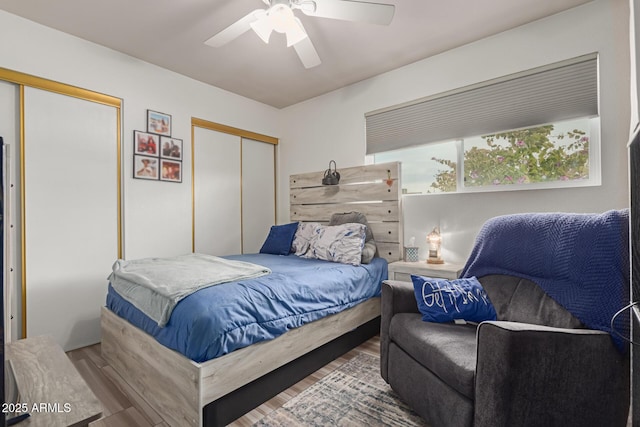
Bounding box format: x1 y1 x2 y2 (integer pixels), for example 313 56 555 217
387 260 464 282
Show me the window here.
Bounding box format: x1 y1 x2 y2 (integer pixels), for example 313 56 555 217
374 141 458 194
372 117 599 194
366 54 600 195
463 118 595 189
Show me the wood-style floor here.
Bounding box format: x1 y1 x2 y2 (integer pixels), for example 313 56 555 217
65 336 381 427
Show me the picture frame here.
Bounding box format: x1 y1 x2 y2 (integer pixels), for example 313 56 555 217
134 130 160 156
147 110 172 136
160 136 183 160
160 159 182 183
133 155 159 180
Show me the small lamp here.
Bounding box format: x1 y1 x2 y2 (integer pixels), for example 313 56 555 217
426 226 444 264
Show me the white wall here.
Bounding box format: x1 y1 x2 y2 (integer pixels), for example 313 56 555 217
278 0 631 263
0 10 281 261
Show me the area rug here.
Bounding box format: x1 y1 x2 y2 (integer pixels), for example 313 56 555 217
253 353 428 426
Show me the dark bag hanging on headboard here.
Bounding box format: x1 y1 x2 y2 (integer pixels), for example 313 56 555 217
322 160 341 185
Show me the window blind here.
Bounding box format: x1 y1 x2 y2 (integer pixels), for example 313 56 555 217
365 54 598 155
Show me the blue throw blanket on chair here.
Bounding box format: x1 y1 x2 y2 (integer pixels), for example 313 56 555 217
461 209 629 351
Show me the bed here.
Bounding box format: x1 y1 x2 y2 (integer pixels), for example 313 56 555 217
101 161 403 426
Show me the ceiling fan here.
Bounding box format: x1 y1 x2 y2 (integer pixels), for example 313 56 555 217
204 0 395 69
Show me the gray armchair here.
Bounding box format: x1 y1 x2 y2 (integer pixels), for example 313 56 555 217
380 274 629 427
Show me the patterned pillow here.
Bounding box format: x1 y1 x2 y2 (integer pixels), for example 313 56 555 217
291 222 321 256
329 212 378 264
411 275 497 323
304 223 366 266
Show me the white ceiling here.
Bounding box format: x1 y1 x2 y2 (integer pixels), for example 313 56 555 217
0 0 593 108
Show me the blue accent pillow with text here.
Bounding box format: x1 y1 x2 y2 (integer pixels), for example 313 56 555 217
411 275 497 323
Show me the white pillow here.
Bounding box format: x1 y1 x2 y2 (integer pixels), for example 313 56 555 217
304 223 366 266
292 222 321 256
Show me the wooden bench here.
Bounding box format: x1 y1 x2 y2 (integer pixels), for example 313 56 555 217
6 335 102 427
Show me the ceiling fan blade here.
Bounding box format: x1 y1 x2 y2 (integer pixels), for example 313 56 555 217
204 9 265 47
298 0 395 25
293 37 321 69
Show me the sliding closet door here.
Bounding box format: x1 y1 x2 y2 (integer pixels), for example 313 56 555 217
193 127 241 256
23 87 119 350
242 138 275 253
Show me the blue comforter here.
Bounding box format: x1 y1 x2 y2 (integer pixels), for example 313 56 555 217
106 254 387 362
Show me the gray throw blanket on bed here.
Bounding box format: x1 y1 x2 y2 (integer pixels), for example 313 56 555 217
108 253 271 327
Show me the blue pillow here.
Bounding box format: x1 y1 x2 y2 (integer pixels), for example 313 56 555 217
411 275 497 323
259 222 299 256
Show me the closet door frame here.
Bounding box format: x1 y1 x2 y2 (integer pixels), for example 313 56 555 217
190 118 278 254
0 67 122 339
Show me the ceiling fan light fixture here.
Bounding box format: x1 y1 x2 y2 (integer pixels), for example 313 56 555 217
270 5 308 47
270 4 294 33
250 4 307 47
285 17 308 47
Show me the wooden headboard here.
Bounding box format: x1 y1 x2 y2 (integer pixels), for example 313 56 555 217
290 161 403 263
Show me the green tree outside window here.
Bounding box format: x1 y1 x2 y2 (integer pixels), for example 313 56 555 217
430 125 589 193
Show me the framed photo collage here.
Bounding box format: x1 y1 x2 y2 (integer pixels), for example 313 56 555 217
133 110 182 183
